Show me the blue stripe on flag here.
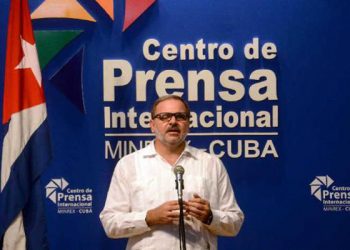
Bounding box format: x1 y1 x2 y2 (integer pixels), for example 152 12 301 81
0 119 51 249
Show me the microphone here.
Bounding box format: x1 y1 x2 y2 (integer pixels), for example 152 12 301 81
174 165 187 250
174 165 185 199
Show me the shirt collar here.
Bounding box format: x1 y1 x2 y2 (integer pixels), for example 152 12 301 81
182 143 199 160
141 140 157 157
142 140 198 160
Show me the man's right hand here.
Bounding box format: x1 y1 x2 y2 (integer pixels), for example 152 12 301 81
145 200 182 226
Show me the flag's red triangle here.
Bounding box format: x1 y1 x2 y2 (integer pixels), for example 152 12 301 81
123 0 156 31
3 0 45 124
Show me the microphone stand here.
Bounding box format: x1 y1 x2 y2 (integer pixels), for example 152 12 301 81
178 196 186 250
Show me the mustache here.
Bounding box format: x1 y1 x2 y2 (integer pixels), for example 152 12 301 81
166 125 180 132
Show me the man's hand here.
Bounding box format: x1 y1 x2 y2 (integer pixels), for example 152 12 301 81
146 200 182 226
186 194 212 224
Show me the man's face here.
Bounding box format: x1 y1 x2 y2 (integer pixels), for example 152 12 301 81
150 99 190 148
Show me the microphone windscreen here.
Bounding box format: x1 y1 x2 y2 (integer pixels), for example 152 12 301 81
174 165 185 175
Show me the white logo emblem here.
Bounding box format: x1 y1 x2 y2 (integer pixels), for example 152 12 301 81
310 175 334 201
45 178 69 204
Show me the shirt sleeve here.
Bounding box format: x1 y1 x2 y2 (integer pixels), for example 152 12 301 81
204 157 244 236
99 161 151 239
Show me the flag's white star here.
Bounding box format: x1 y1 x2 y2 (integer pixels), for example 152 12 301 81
15 36 42 87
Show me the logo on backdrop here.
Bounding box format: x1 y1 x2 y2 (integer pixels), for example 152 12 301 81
310 175 350 212
45 178 93 214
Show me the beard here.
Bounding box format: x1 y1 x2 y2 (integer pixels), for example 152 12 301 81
154 125 188 147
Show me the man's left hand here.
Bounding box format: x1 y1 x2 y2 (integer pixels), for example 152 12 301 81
185 194 212 224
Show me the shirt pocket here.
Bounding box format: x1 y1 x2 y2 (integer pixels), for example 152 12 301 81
129 178 157 211
183 175 212 201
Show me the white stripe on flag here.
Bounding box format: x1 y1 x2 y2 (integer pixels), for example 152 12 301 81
2 212 26 250
1 103 47 191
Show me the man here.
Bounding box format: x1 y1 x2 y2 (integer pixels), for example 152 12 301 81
100 95 244 250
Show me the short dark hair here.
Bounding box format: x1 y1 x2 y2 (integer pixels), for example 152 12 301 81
151 95 190 118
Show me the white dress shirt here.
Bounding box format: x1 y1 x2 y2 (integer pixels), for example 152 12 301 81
100 141 244 250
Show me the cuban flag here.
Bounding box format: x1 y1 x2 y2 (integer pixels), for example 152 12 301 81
0 0 52 249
